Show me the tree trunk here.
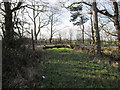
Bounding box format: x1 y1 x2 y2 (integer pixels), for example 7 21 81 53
113 18 120 52
91 14 95 44
82 24 84 44
1 23 5 38
112 2 120 53
33 2 37 44
50 15 53 44
92 0 101 55
49 38 52 44
80 17 85 44
112 1 120 72
4 2 14 48
49 21 53 44
34 20 37 43
49 29 53 44
31 29 35 51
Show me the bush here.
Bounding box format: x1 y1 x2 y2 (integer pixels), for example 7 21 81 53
2 47 42 88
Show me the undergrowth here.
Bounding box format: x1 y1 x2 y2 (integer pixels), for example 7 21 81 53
2 47 43 88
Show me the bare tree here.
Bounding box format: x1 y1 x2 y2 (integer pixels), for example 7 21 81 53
92 0 101 54
90 13 95 44
13 9 30 38
26 0 48 43
0 0 26 48
78 0 120 53
47 7 61 44
69 29 73 44
77 16 85 44
37 16 49 40
58 32 62 43
31 29 35 51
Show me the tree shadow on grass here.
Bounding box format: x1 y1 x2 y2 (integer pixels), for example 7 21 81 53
39 48 119 88
41 61 119 88
41 63 119 88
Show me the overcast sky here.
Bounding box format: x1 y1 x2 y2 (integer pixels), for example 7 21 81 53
0 0 118 40
38 0 80 40
43 0 117 40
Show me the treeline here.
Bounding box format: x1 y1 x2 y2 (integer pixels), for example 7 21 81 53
0 0 120 55
67 0 120 55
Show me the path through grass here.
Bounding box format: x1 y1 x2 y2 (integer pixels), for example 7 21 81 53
37 48 119 88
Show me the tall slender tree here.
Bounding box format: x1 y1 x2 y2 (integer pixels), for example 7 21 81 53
90 13 95 44
92 0 101 54
26 0 48 43
47 7 61 44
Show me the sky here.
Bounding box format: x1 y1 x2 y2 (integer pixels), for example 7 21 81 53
42 0 115 40
44 0 118 40
37 0 80 40
0 0 118 40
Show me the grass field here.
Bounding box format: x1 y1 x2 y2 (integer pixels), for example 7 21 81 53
36 48 119 88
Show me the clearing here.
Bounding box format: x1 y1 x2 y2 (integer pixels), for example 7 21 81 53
36 48 119 88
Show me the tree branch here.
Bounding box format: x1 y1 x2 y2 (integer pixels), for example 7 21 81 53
0 8 5 12
75 1 114 18
26 5 45 12
103 28 117 37
97 8 114 18
27 11 34 22
11 2 26 12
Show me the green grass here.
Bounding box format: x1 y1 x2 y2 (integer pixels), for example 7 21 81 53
37 48 119 88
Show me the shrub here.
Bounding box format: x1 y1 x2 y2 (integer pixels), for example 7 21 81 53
2 47 42 88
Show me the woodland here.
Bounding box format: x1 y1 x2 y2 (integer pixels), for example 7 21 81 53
0 0 120 88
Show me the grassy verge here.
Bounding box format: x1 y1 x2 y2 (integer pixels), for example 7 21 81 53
37 48 119 88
